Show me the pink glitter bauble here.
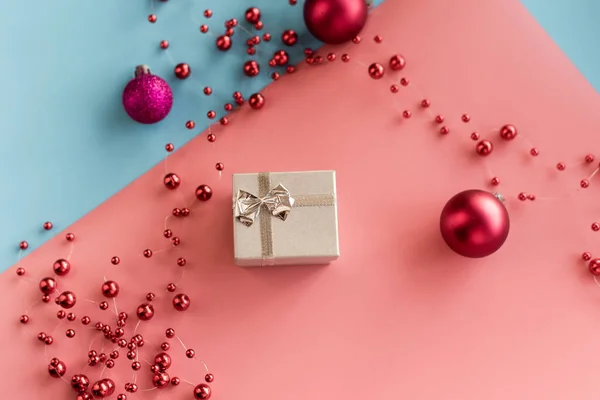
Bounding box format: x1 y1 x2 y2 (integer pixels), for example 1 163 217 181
122 65 173 124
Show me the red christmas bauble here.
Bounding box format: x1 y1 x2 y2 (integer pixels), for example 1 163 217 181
440 190 509 258
303 0 368 44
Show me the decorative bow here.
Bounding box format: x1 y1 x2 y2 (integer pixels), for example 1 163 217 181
235 184 295 227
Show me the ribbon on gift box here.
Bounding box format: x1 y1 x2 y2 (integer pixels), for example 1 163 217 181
234 172 336 265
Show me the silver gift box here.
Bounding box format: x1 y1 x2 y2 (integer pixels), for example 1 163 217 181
232 170 340 267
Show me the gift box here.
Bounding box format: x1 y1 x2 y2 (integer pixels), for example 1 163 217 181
232 170 339 267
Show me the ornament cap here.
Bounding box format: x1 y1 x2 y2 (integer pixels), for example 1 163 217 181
493 192 505 203
135 65 152 77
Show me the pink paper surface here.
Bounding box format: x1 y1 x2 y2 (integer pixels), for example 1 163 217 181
4 0 600 398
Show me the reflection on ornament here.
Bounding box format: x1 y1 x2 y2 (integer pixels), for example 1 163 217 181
440 190 509 258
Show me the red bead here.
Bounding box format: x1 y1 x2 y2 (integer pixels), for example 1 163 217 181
530 147 539 156
491 177 500 186
102 281 120 298
374 34 383 43
200 24 208 33
153 372 170 389
243 60 260 77
439 126 449 135
43 221 53 230
38 332 47 341
402 110 411 119
39 277 57 295
19 241 28 250
207 134 216 142
518 192 527 201
530 195 538 201
289 0 297 4
131 362 141 371
461 114 470 122
215 162 224 171
172 208 181 217
57 310 66 319
181 208 190 216
174 63 191 79
186 349 195 358
167 283 176 292
342 54 350 62
225 28 234 36
163 229 172 238
389 54 405 70
585 154 595 163
171 377 180 386
171 237 180 246
143 249 153 258
273 50 289 66
173 293 191 311
195 185 213 201
400 78 409 86
136 303 154 321
556 162 566 171
53 259 71 276
185 120 195 129
352 36 361 44
390 84 399 93
249 93 265 109
148 14 157 23
420 99 430 108
204 9 212 18
282 29 297 46
435 115 444 124
193 383 212 400
592 222 600 232
581 179 590 188
160 40 169 49
327 53 336 62
205 373 214 383
207 110 216 119
165 143 174 152
589 259 600 275
66 232 75 241
476 140 493 156
111 256 120 265
81 316 91 325
368 63 384 79
470 132 480 141
203 87 212 95
263 33 271 41
582 252 592 261
163 173 181 190
500 124 517 140
245 7 261 23
161 342 170 351
154 352 172 371
146 292 156 301
48 359 66 378
271 72 280 80
41 295 51 303
99 301 109 310
166 328 175 338
45 336 54 345
66 329 76 338
16 267 25 276
255 21 263 30
127 351 137 360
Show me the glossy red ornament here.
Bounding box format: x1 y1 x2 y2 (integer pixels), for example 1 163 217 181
137 303 154 321
304 0 367 44
282 29 298 46
368 63 384 79
39 277 57 295
53 259 71 276
193 383 212 399
174 63 191 79
205 373 214 383
440 190 510 258
173 293 191 311
389 54 405 70
273 50 289 66
216 35 232 51
72 374 90 393
111 256 120 265
249 93 265 109
153 372 171 389
589 259 600 275
500 124 517 140
154 352 172 371
101 281 120 298
195 185 213 201
245 7 261 23
48 358 66 378
91 379 116 398
163 173 181 190
476 140 493 156
243 60 260 77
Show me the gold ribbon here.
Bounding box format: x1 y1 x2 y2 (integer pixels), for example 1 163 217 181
234 172 336 265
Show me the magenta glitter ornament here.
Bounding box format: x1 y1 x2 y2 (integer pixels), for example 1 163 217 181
122 65 173 124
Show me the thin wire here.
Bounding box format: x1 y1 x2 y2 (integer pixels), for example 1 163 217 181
66 242 75 261
587 167 600 181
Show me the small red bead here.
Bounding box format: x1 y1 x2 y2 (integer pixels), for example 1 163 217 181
167 283 176 292
186 349 195 358
581 179 590 188
200 24 208 33
390 84 399 93
171 377 180 386
43 222 53 230
146 293 156 301
263 33 271 41
435 115 444 124
57 310 65 319
420 99 430 108
400 78 409 86
20 315 29 324
271 72 280 80
143 249 153 258
439 126 449 135
402 110 411 119
282 30 298 46
148 14 157 23
161 342 170 351
500 124 517 140
203 9 212 18
589 259 600 275
166 328 175 339
185 121 195 129
491 177 500 186
461 114 470 122
19 241 28 250
518 192 527 201
243 60 260 77
16 267 25 276
174 63 191 79
195 185 213 201
99 301 108 310
203 87 212 96
592 222 600 232
216 162 224 171
163 173 181 190
527 194 536 201
177 258 186 267
165 143 174 152
65 232 75 241
585 154 595 163
255 21 263 30
389 55 405 70
81 316 90 325
556 162 566 171
160 40 169 49
171 237 180 246
476 140 493 156
207 134 216 142
530 148 539 156
249 93 265 109
111 256 120 265
582 252 592 261
327 53 336 62
352 36 360 44
172 208 181 217
341 54 350 62
470 132 480 141
220 117 229 126
205 373 214 383
66 329 75 338
207 110 216 119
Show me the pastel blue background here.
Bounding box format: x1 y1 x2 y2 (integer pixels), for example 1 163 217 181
0 0 593 271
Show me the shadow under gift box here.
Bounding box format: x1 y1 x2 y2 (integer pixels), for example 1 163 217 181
232 170 340 267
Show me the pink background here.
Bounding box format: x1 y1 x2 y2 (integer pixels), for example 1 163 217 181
4 0 600 398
